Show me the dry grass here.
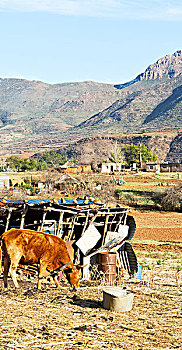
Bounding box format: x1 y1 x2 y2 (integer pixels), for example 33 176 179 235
0 241 182 350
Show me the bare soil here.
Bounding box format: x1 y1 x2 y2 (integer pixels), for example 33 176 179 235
133 210 182 242
0 236 182 350
0 277 182 350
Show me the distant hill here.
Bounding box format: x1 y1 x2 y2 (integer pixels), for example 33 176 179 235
0 79 121 130
0 79 121 155
0 50 182 162
53 131 182 164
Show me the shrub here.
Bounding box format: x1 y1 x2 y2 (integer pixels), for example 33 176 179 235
153 184 182 211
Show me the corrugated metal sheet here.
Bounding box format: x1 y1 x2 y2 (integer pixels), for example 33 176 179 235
126 215 136 240
118 242 138 275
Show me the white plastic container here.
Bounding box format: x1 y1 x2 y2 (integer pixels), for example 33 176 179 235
103 287 134 312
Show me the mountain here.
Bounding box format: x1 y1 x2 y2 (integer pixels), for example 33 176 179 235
114 50 182 89
0 79 122 156
0 50 182 161
0 79 121 130
74 50 182 136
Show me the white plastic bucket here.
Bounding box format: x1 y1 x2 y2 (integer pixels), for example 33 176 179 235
103 287 134 312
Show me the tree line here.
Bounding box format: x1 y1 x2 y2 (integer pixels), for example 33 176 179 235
5 151 67 171
4 144 157 172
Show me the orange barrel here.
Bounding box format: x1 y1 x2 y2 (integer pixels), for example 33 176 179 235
98 252 117 283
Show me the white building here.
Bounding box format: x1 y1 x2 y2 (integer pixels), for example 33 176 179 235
0 176 10 189
101 163 124 173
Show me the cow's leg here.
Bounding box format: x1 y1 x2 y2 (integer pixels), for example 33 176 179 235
37 263 47 290
9 252 22 288
3 255 10 288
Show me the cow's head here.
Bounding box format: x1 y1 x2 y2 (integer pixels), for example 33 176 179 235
63 264 85 291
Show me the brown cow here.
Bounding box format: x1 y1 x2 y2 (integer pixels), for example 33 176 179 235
0 228 83 291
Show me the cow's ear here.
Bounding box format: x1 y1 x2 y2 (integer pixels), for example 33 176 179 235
70 240 76 245
66 240 75 246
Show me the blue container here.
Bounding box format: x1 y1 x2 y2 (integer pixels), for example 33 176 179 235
133 264 142 280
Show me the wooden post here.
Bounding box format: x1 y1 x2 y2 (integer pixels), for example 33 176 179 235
88 212 98 227
68 215 77 240
57 211 64 237
102 214 109 246
81 211 89 236
5 208 12 232
109 213 116 232
20 204 28 229
124 212 127 225
75 211 90 264
115 212 125 232
40 209 47 232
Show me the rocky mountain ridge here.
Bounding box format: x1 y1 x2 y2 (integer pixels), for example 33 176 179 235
0 50 181 161
75 73 182 135
115 50 182 89
138 50 182 81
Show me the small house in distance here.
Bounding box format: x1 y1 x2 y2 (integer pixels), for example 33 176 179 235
101 163 124 173
144 163 160 173
59 161 80 174
58 161 92 174
0 176 10 190
79 164 92 173
160 162 182 173
145 162 182 173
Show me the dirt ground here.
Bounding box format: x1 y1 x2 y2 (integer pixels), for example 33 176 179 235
0 237 182 350
132 210 182 242
0 279 181 350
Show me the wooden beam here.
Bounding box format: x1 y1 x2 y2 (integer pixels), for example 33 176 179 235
101 214 109 246
68 215 78 241
40 208 47 232
20 204 28 229
5 208 12 231
56 211 64 237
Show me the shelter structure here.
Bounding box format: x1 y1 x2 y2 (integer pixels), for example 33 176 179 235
54 174 80 192
160 162 182 173
144 163 160 173
0 198 137 282
59 161 80 174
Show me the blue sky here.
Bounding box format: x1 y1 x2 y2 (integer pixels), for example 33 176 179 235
0 1 182 84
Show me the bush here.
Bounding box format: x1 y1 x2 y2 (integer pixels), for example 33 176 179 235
155 185 182 211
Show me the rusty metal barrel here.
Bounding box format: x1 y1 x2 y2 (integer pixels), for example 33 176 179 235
98 252 117 283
